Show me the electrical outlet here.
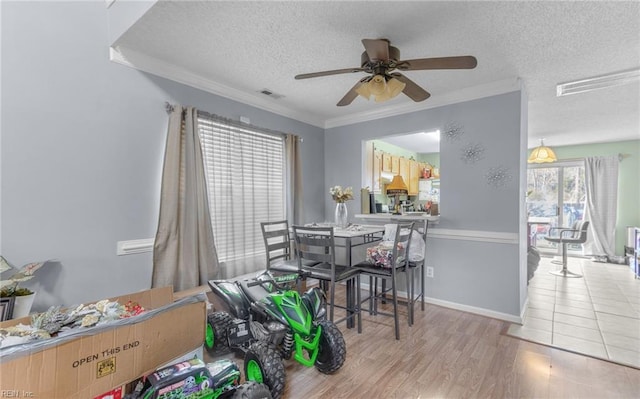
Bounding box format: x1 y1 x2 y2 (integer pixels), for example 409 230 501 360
426 266 434 278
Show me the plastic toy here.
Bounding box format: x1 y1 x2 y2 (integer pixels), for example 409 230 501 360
124 357 271 399
206 271 346 399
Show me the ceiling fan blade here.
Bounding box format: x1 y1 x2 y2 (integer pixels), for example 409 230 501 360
398 56 478 71
391 73 430 102
295 67 365 80
362 39 389 62
337 78 369 106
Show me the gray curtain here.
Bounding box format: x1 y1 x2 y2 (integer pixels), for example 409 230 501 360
583 155 619 257
286 134 303 225
152 105 219 291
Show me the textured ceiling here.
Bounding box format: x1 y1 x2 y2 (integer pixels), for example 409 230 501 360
113 1 640 149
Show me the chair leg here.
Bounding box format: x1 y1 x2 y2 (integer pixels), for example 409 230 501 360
392 272 400 340
356 275 362 334
329 280 336 322
367 276 374 315
420 263 425 311
345 279 353 329
380 280 387 304
406 268 414 326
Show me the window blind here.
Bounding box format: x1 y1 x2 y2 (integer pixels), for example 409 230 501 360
198 114 285 263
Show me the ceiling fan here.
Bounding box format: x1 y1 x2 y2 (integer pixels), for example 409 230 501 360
295 38 478 106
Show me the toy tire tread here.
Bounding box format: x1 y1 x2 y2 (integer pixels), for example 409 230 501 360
314 319 346 374
232 381 273 399
244 341 286 399
205 311 233 355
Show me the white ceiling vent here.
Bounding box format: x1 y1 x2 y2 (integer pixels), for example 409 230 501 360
258 89 284 99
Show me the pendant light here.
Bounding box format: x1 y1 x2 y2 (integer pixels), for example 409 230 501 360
528 139 557 164
386 175 408 215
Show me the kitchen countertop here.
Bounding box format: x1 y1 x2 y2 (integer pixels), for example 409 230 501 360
354 213 440 223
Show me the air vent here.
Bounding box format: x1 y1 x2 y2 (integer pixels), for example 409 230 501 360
258 88 284 99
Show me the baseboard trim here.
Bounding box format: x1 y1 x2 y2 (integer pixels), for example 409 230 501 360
425 297 523 324
359 281 522 324
519 297 529 324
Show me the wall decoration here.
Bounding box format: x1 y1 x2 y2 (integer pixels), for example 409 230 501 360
460 143 485 164
442 122 464 142
485 165 513 188
0 297 15 321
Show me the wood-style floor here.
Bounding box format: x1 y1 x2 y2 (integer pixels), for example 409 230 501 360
207 287 640 399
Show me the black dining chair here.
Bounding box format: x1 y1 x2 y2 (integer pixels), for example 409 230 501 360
260 220 321 273
353 222 414 340
544 220 589 278
291 225 362 332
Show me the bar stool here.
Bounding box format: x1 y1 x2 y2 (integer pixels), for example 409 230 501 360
406 219 428 325
353 222 414 340
291 225 363 332
544 220 589 278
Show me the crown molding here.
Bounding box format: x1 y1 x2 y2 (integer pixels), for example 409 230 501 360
324 78 522 129
109 46 326 127
110 46 521 130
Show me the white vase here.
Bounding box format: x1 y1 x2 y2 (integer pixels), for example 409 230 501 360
12 292 36 319
335 202 348 228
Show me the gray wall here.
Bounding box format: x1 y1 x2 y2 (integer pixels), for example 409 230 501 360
325 92 527 317
1 2 324 311
2 1 526 319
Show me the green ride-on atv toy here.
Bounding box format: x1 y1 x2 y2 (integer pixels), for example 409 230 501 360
124 357 271 399
205 271 346 399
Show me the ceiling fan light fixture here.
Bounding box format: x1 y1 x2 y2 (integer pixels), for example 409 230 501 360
528 139 557 164
355 79 373 99
386 76 406 98
356 75 406 103
369 75 387 96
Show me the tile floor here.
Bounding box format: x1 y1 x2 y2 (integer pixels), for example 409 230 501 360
508 255 640 369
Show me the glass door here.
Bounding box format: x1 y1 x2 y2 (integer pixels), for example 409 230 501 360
527 167 559 253
527 161 586 256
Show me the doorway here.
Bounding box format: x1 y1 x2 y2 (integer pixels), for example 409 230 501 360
527 161 586 256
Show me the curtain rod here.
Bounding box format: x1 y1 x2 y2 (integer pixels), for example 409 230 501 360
164 102 302 142
619 153 631 161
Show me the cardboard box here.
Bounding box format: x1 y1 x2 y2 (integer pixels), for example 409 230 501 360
94 385 123 399
0 287 206 399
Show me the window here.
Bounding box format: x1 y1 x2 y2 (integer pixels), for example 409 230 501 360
198 114 285 263
527 160 586 255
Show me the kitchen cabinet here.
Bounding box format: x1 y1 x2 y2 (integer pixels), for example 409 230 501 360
399 157 409 188
391 156 400 174
373 150 382 193
409 160 420 195
364 141 374 191
382 153 392 173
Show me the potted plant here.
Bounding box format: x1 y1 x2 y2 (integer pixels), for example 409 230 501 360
1 256 48 319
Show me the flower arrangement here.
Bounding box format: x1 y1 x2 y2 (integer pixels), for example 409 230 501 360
0 256 48 297
329 185 354 203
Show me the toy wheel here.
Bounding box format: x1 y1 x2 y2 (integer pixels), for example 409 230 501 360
205 312 233 355
231 381 272 399
314 319 346 374
244 341 285 399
